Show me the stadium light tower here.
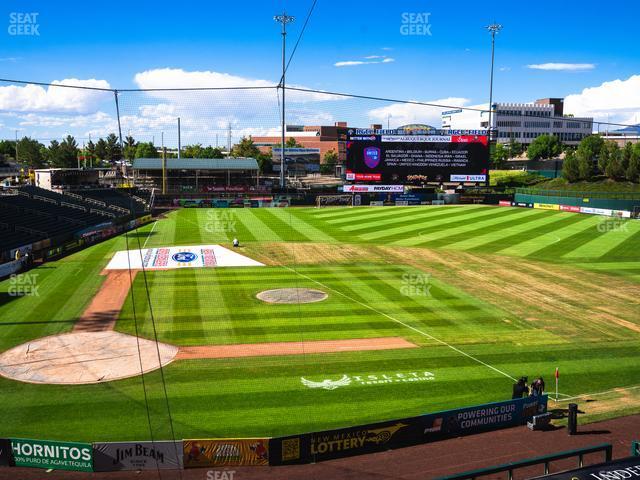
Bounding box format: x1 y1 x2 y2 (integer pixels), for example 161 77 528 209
274 12 295 189
486 23 502 142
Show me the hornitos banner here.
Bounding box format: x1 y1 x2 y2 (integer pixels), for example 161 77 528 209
10 438 93 472
93 441 183 471
184 439 269 468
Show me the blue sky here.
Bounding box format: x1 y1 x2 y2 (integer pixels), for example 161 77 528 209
1 0 639 145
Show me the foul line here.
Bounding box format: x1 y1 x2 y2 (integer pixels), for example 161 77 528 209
555 384 640 403
142 220 158 248
281 265 517 382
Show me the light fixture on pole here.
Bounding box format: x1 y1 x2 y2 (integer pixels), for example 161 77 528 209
486 22 502 142
274 11 295 189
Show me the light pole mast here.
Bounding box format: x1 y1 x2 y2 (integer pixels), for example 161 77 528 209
274 12 295 189
486 23 502 142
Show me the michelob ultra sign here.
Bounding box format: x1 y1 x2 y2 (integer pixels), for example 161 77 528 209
11 438 93 472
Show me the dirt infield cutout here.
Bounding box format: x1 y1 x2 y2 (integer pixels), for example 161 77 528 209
257 288 328 304
0 331 178 385
176 337 417 360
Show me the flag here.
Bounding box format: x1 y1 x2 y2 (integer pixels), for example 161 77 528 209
555 367 559 379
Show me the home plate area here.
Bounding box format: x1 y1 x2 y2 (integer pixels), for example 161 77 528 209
105 244 264 270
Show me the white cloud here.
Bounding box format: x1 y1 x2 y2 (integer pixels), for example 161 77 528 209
368 97 470 127
334 56 396 67
564 74 640 125
0 78 111 114
499 66 511 72
527 63 595 71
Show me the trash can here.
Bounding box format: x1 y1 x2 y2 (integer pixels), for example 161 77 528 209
568 403 578 435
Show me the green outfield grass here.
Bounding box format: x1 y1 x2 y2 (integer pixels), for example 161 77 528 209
1 205 639 442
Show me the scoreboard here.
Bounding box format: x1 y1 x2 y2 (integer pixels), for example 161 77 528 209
346 129 489 184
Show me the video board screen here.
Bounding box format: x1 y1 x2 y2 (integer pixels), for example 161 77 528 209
346 130 489 184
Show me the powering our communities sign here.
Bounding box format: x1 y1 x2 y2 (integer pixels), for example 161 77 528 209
10 438 93 472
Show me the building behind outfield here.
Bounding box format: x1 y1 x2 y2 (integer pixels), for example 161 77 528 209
442 97 593 145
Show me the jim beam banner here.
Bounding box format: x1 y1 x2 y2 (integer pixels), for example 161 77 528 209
530 456 640 480
184 439 269 468
0 439 12 467
93 441 183 471
10 438 93 472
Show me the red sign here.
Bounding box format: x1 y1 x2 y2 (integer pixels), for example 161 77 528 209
451 135 489 146
499 200 512 207
559 205 581 213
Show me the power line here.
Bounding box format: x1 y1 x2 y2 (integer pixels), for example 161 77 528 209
279 0 318 84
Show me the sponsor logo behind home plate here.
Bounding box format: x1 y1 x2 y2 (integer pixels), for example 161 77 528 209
301 371 435 390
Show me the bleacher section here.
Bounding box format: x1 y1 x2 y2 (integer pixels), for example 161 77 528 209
0 186 151 259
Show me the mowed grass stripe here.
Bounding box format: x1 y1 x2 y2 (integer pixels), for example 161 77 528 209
562 220 640 259
269 209 339 243
419 210 559 249
341 206 471 232
597 227 640 261
393 207 535 246
237 210 284 242
258 209 312 241
324 206 441 225
466 211 593 254
359 206 503 242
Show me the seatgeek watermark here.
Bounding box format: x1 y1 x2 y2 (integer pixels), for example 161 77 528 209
8 273 39 297
205 210 237 234
400 273 432 297
400 12 432 36
206 470 236 480
8 13 40 36
596 216 629 233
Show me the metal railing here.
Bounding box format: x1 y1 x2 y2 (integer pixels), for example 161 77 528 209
435 443 612 480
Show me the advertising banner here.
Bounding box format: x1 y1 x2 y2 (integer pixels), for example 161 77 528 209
0 439 12 467
269 396 547 465
530 456 640 480
10 438 93 472
346 131 489 185
534 203 560 211
93 441 183 472
511 202 534 208
499 200 512 207
0 260 22 279
343 185 404 193
184 439 269 468
560 205 581 213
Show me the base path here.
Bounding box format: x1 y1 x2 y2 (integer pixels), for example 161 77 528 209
176 337 417 360
74 270 138 332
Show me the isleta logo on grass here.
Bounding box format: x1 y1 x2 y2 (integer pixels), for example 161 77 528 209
301 371 435 390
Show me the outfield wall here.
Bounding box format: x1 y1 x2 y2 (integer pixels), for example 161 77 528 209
514 192 640 213
0 396 547 472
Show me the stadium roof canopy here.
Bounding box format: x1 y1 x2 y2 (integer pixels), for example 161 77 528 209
132 158 258 171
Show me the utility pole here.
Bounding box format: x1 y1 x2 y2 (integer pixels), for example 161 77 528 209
274 11 295 189
15 130 18 164
177 117 181 159
486 23 502 142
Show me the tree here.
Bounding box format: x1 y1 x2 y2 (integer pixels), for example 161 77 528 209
321 149 339 175
104 133 122 162
526 134 561 160
598 141 614 174
231 136 260 158
256 152 273 174
58 135 79 168
0 140 16 161
45 140 62 167
621 142 634 174
94 138 108 160
201 146 224 158
604 143 625 180
577 149 594 180
286 137 303 148
506 138 523 159
16 137 46 168
135 142 158 158
183 144 204 158
562 150 580 182
124 135 137 161
491 143 508 168
626 147 640 183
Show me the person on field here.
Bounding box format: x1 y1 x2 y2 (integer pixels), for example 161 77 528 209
233 238 239 248
530 377 545 397
512 377 529 399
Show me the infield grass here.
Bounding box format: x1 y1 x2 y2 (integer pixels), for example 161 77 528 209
1 205 639 441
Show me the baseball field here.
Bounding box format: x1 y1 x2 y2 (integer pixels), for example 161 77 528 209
1 205 639 442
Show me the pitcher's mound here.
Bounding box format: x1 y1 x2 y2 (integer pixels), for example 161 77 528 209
257 288 328 304
0 331 178 385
